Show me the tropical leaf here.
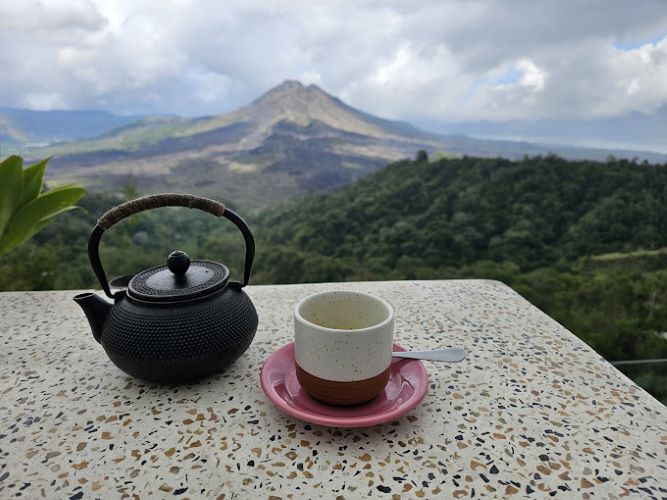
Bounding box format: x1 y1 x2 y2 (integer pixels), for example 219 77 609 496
21 157 51 206
0 155 24 239
38 183 81 194
0 186 85 256
0 206 81 256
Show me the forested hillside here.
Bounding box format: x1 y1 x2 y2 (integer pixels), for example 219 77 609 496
257 155 667 274
1 155 666 402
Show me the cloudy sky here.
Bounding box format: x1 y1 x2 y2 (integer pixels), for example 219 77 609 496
1 0 666 127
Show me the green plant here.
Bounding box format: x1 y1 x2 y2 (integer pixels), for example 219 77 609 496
0 155 85 256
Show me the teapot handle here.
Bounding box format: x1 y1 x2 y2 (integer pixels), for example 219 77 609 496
88 193 255 299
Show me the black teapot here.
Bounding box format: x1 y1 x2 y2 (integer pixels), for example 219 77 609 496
74 193 258 383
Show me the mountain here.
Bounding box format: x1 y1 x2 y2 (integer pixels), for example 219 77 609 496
37 81 441 207
27 81 667 208
0 108 142 146
38 81 433 153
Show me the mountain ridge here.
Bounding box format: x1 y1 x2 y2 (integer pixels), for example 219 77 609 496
32 81 437 155
418 105 667 154
0 107 142 146
34 81 441 208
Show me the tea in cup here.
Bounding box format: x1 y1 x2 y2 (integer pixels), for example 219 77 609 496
294 290 394 405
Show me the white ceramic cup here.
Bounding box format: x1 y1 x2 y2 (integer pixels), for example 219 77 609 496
294 290 394 405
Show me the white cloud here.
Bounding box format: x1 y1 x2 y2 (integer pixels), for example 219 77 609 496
24 93 68 111
517 59 547 91
299 70 323 86
627 79 640 95
0 0 104 32
0 0 666 125
187 69 232 104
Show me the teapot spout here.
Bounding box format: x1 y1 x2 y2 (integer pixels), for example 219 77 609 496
73 292 111 343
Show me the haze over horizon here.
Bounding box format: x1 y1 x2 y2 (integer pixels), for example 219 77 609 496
1 1 666 151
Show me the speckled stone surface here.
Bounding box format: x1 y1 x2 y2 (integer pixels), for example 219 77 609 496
1 280 665 499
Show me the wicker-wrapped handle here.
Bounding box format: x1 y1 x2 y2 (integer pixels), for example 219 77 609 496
98 193 226 229
88 193 254 299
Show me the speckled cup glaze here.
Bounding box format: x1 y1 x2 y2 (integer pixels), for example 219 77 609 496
294 291 394 405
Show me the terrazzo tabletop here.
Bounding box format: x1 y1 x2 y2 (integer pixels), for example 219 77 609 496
1 280 666 499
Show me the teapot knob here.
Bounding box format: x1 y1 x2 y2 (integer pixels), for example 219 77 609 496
167 250 190 276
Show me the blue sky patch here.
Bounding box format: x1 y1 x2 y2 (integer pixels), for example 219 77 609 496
492 66 522 86
614 31 666 51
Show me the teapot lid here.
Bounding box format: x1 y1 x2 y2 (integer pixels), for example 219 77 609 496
127 251 229 302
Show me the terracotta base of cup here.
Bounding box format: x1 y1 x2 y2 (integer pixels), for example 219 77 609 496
295 362 391 406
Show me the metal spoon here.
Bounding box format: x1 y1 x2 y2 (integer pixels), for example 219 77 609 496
392 348 466 363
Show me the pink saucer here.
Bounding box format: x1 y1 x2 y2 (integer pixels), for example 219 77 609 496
260 342 428 427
